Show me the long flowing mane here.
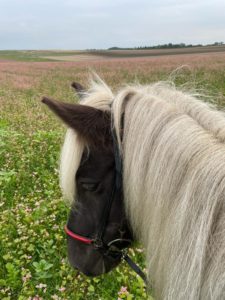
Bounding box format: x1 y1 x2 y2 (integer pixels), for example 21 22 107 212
60 75 225 299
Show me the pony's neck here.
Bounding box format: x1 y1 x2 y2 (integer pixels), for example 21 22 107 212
121 91 225 299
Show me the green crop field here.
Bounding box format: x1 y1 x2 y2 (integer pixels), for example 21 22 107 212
0 50 225 299
0 51 85 62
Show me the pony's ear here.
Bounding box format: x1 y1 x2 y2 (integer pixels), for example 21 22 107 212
42 97 111 147
71 82 86 98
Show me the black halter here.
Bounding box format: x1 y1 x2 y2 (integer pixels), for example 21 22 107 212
65 120 147 284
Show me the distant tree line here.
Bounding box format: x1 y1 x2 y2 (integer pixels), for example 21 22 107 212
108 42 224 50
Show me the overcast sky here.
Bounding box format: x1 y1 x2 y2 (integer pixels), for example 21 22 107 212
0 0 224 50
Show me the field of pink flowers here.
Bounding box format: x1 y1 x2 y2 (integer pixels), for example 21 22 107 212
0 51 225 299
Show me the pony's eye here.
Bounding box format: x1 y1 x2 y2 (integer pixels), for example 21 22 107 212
81 182 99 192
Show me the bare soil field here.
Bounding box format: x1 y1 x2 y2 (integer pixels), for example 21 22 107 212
40 45 225 62
85 45 225 59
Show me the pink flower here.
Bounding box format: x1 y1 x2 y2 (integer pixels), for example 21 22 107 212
25 207 32 213
22 273 32 282
58 286 66 292
120 286 128 293
118 286 129 296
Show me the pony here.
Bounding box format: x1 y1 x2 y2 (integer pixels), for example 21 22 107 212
42 75 225 299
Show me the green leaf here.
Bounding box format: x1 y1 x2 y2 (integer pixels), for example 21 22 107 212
3 254 11 261
0 279 7 286
88 285 95 292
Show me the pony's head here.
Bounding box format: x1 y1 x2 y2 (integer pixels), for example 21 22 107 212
42 80 133 276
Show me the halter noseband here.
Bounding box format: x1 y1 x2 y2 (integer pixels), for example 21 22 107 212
64 226 92 244
64 118 147 284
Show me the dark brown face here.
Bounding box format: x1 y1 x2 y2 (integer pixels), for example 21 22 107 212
42 82 133 277
67 147 132 276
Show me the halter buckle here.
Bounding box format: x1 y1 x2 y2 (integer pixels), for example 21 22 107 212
93 238 104 249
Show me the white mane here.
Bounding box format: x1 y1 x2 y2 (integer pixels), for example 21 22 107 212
60 75 225 299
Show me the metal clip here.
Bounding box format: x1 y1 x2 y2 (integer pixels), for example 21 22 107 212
93 238 103 249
